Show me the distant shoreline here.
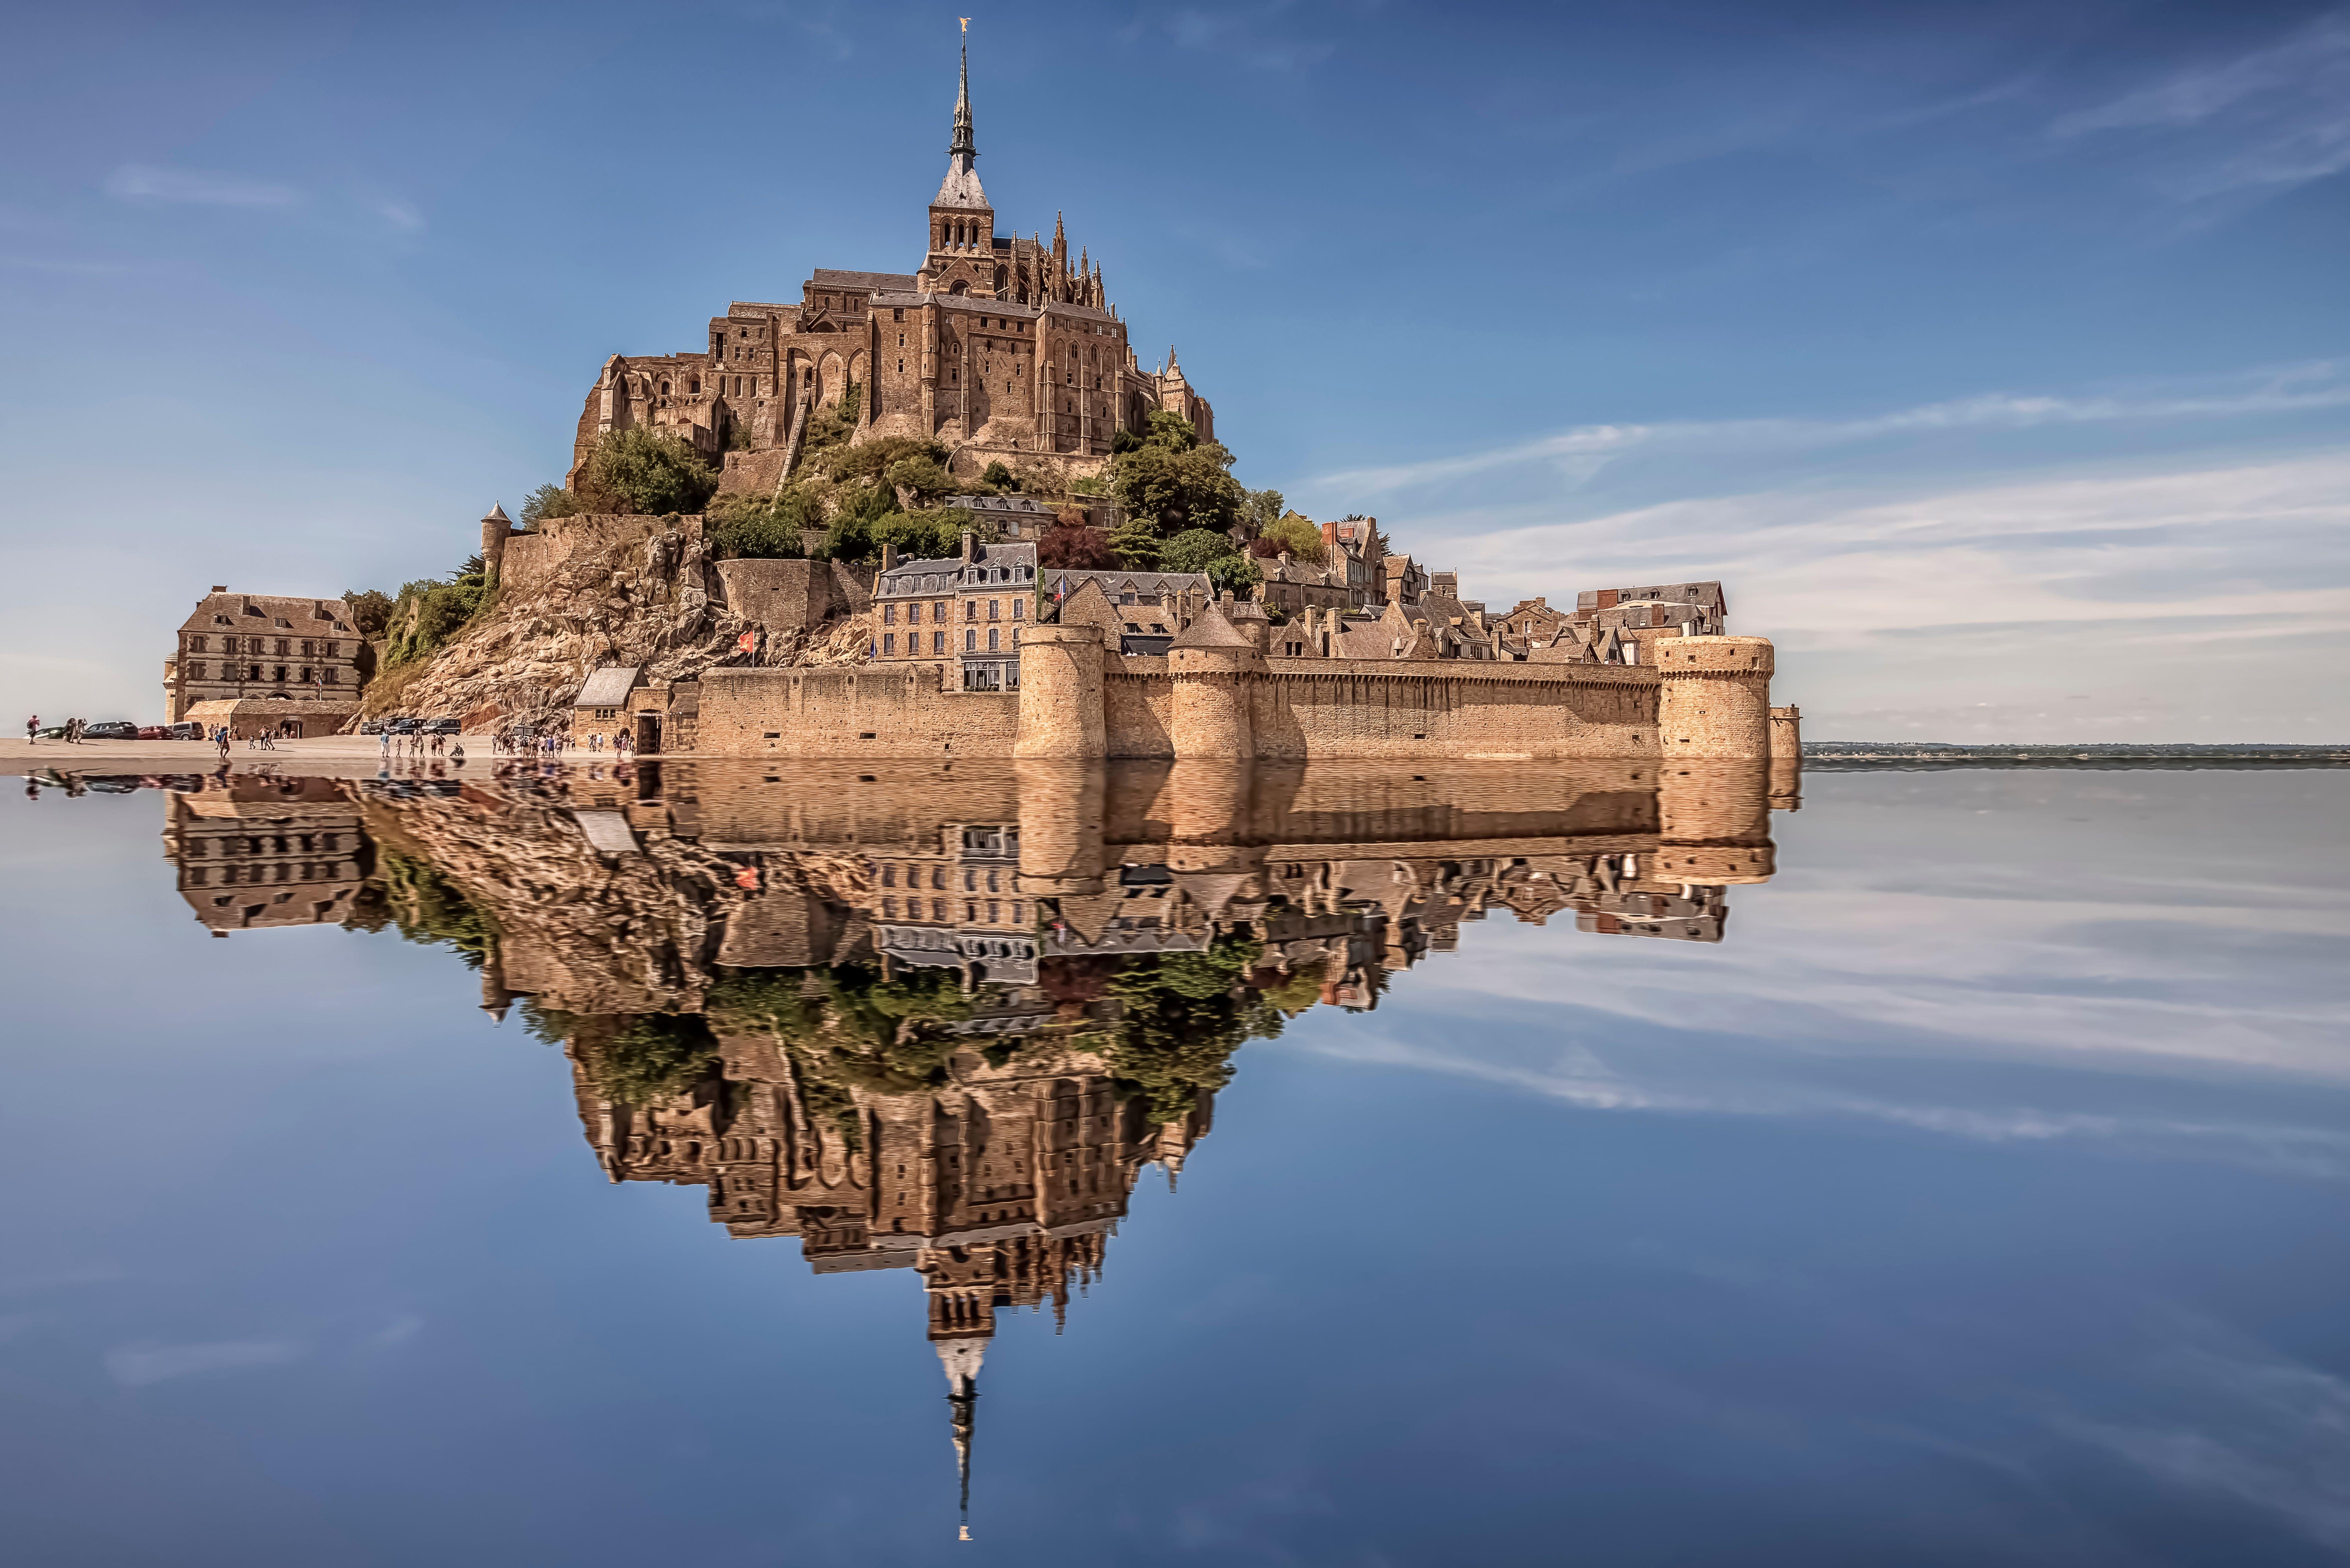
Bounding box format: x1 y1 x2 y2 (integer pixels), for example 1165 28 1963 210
1804 743 2349 770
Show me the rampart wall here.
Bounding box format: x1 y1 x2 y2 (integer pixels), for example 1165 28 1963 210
685 629 1781 765
697 664 1018 758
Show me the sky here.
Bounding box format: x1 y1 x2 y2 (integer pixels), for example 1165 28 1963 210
0 0 2344 740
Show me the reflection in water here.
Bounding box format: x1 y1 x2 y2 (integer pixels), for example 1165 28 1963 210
153 757 1780 1535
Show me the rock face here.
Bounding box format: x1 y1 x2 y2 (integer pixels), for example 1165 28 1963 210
375 520 874 732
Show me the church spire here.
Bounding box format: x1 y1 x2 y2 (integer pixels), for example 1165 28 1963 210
933 21 988 209
936 1336 987 1541
949 22 976 163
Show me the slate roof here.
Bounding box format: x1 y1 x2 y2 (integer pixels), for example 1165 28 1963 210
1169 602 1254 650
1045 568 1209 601
573 666 641 708
810 269 919 295
178 590 356 638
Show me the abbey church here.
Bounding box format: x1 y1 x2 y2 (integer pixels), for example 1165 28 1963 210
568 33 1214 491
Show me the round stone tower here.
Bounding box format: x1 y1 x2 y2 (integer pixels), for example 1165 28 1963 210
1167 602 1265 760
1013 622 1105 759
1654 636 1774 761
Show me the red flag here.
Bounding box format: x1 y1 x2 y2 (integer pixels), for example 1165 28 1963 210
737 630 757 654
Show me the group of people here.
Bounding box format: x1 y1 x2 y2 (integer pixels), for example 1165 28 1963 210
490 729 580 760
379 729 463 764
580 729 633 757
24 715 99 744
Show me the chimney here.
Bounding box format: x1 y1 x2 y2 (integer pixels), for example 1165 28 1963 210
960 530 975 564
881 541 898 570
211 585 228 594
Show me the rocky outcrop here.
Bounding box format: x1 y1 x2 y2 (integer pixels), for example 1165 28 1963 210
368 521 873 732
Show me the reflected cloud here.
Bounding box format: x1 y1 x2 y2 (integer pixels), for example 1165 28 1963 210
106 1338 306 1386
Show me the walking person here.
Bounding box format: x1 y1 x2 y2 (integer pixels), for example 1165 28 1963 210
25 715 36 745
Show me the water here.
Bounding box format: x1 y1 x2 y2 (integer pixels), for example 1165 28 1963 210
2 759 2346 1566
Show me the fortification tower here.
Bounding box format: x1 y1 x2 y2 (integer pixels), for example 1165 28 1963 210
1013 622 1106 759
1655 636 1774 761
1166 603 1266 760
480 503 517 586
1014 759 1107 895
1768 704 1803 810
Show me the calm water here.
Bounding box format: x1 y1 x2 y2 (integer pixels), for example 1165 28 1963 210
2 759 2347 1566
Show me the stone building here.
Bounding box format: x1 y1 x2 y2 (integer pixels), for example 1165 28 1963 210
873 535 1039 688
164 587 368 722
568 34 1214 491
160 777 368 935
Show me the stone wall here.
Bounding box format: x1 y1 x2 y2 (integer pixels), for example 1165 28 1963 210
714 558 843 634
696 663 1018 758
687 633 1782 763
498 513 702 596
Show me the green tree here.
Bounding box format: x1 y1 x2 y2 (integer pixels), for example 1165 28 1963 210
588 1013 723 1105
341 589 394 638
1206 553 1264 598
1106 518 1162 570
1255 512 1325 563
1240 487 1287 539
520 483 580 527
1159 528 1235 576
1106 437 1245 541
1099 931 1278 1120
979 460 1017 492
577 428 719 516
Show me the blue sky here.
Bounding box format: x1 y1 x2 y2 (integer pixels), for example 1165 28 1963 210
2 0 2344 739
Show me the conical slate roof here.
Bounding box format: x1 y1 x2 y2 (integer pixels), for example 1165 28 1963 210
1168 600 1255 650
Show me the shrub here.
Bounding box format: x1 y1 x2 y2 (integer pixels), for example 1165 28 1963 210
576 428 717 516
979 460 1016 492
1038 524 1119 570
883 454 955 508
705 488 816 559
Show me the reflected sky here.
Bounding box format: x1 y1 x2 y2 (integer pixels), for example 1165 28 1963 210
1 763 2346 1566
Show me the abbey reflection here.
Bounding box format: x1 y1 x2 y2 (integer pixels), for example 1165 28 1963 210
158 756 1786 1530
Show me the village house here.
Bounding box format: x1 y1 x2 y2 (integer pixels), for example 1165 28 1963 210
874 535 1039 690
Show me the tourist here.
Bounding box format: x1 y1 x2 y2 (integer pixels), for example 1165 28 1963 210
24 715 36 745
450 742 465 767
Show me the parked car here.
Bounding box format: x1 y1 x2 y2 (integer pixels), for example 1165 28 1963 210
164 722 204 740
421 717 460 735
81 721 140 740
385 718 420 734
136 726 165 740
358 718 386 735
34 725 68 739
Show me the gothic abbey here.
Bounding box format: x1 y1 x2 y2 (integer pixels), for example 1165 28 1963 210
568 35 1213 492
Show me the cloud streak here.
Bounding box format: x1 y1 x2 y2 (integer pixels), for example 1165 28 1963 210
1316 364 2350 494
106 1337 306 1386
104 164 301 208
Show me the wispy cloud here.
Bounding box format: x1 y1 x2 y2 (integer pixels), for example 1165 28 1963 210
1317 363 2350 494
104 164 300 209
106 1337 306 1386
2051 13 2350 199
2056 1325 2350 1547
1124 4 1337 73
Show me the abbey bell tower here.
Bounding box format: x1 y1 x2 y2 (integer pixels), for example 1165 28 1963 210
921 23 999 298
